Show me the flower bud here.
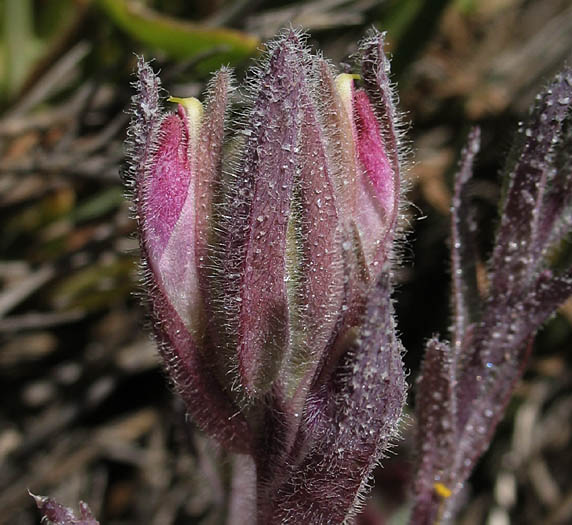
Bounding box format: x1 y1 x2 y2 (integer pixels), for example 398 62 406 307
127 29 406 521
127 59 252 453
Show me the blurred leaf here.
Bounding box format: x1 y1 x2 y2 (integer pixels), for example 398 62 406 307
455 0 478 14
3 187 76 247
35 0 76 39
381 0 424 44
96 0 260 70
1 0 42 98
48 256 136 312
72 186 125 224
379 0 453 78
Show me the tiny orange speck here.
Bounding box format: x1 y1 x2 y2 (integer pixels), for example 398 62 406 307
434 482 452 499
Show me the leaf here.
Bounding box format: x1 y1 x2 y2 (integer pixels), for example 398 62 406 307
2 0 41 97
489 68 572 297
277 75 344 403
411 338 456 525
411 69 572 525
97 0 259 70
535 74 572 252
450 127 481 351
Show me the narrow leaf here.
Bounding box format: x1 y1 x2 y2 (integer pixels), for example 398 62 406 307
411 338 456 525
450 127 481 352
124 57 162 203
97 0 259 69
489 69 572 296
535 84 572 252
280 82 344 402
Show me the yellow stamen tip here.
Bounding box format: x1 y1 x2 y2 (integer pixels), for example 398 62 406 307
433 482 452 499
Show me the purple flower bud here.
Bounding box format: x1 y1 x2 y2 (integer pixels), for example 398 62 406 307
127 59 251 453
126 29 406 521
30 492 99 525
411 69 572 525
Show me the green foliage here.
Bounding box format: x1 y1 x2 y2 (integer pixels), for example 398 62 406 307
1 0 41 98
96 0 260 71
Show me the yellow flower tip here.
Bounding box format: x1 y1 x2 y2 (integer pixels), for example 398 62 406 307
334 73 361 99
168 96 203 120
334 73 361 119
168 96 203 145
433 482 452 499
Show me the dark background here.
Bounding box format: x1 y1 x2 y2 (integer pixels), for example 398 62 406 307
1 1 571 523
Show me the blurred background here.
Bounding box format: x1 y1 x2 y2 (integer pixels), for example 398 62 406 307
1 0 571 523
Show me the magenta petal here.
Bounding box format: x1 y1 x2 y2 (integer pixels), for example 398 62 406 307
143 109 191 264
127 59 251 452
354 89 394 215
353 88 396 270
359 31 402 251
